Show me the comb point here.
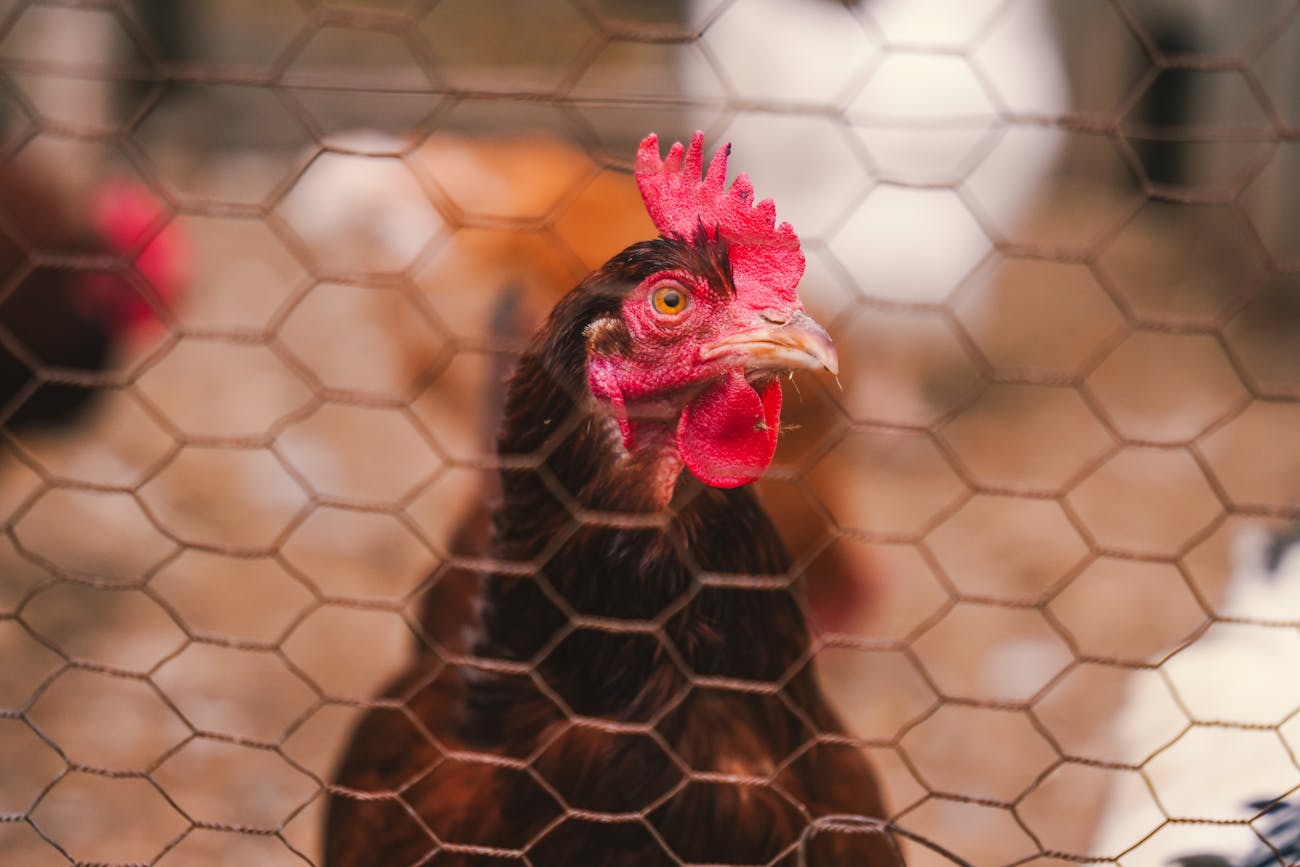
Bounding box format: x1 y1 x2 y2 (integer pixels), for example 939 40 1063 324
663 140 685 175
704 141 730 193
729 173 754 204
636 133 661 173
683 131 705 179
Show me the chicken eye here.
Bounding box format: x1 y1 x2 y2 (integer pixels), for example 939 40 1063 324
651 284 689 316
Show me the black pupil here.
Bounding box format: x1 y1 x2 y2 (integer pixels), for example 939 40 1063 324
661 290 681 309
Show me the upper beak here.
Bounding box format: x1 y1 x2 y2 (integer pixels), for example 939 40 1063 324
701 310 839 376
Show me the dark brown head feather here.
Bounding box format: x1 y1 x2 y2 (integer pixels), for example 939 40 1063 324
584 315 633 357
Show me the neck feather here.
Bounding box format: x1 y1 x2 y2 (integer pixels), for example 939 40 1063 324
473 347 810 720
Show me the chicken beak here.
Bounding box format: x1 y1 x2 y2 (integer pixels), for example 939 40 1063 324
702 310 839 376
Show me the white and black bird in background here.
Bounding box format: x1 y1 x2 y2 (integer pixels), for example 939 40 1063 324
1091 524 1300 867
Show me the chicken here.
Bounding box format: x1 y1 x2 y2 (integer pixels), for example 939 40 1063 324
1213 801 1298 867
1089 525 1300 866
0 170 183 432
325 133 902 866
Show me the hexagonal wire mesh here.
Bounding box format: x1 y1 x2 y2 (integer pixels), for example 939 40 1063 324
0 0 1298 864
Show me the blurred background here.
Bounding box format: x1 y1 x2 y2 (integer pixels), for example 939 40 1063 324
1 0 1298 864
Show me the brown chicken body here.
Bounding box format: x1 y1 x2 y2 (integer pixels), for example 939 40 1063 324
326 135 900 866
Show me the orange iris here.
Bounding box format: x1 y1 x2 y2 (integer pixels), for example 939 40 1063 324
652 284 688 316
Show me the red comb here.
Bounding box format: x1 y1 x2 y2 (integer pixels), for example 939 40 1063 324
635 131 805 311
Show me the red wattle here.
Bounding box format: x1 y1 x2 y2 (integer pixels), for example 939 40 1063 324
677 371 782 488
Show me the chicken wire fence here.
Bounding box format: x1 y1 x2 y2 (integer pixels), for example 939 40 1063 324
1 0 1299 864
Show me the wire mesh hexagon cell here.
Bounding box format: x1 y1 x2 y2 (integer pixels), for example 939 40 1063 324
1 1 1298 865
